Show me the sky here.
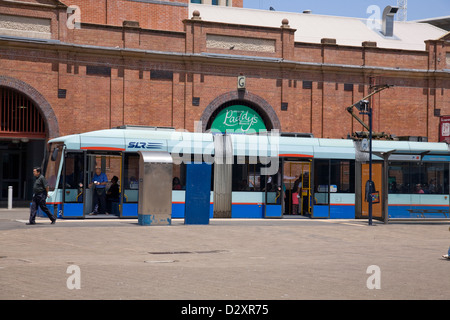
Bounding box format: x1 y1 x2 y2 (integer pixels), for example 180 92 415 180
243 0 450 21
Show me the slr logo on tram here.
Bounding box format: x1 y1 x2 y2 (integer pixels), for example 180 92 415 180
127 141 163 149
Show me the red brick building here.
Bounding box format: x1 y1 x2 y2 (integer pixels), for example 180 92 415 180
0 0 449 202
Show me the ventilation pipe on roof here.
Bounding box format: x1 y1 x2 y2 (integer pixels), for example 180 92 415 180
382 5 399 37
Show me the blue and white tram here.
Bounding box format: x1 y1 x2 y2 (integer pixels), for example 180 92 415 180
41 126 450 221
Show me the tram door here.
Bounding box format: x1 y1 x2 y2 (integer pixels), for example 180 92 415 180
61 151 85 218
85 153 123 216
283 160 311 216
360 162 383 220
62 151 123 218
264 160 283 218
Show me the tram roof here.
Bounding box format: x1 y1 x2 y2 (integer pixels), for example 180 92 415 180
371 140 450 161
49 128 450 160
372 140 450 153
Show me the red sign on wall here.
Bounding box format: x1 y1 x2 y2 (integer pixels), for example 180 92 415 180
440 116 450 143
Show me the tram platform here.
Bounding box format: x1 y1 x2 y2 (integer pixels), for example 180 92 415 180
0 207 449 300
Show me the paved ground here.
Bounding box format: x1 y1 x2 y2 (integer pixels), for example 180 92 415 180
1 207 449 301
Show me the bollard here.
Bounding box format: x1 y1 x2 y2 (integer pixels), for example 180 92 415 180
8 186 13 209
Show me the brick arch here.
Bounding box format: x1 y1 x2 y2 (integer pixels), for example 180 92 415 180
0 75 60 139
200 90 281 132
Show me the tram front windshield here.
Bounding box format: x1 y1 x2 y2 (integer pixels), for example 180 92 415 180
44 142 63 192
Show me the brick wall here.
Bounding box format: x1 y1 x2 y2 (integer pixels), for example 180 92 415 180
0 1 449 142
61 0 189 32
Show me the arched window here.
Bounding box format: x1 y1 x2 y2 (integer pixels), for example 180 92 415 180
0 87 46 138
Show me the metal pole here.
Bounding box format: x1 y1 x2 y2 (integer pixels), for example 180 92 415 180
8 186 13 210
368 107 373 226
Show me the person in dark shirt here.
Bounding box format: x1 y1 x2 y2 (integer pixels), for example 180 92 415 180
106 176 120 215
107 176 120 199
27 167 56 225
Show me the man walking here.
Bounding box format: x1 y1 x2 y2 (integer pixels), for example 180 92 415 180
27 167 56 225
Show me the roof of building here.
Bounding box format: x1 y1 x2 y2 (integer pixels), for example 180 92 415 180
415 15 450 31
189 4 447 51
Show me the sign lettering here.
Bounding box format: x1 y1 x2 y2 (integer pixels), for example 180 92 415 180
210 105 266 134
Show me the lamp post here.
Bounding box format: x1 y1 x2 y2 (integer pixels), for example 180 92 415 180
356 99 373 226
368 103 373 226
347 84 392 226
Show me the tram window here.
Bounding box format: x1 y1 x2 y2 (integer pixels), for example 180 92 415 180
314 160 329 205
123 153 139 202
388 162 409 193
232 160 264 192
44 142 63 191
172 161 213 191
388 162 449 194
172 163 186 190
64 153 84 203
330 160 355 193
423 163 449 194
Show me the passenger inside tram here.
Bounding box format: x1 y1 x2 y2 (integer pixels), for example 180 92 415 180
291 179 300 215
106 176 120 215
238 179 250 191
414 184 424 194
172 177 182 190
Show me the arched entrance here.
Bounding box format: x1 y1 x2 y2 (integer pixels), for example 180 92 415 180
200 90 281 132
0 76 60 204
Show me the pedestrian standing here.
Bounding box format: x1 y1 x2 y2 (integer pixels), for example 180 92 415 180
27 167 56 225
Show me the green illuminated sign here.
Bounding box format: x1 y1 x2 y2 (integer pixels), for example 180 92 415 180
210 105 266 134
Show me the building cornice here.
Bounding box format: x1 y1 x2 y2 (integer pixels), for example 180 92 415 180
0 35 448 80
